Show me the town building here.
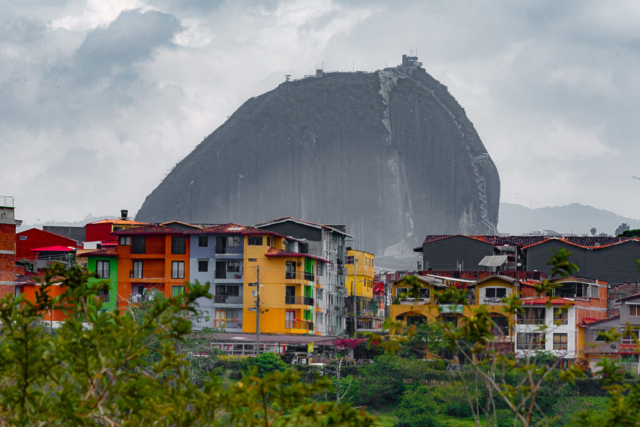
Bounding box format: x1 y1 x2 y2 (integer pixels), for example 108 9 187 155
85 210 147 244
345 249 382 332
112 225 191 305
0 196 21 299
417 234 640 284
255 217 351 337
16 228 83 265
84 247 118 311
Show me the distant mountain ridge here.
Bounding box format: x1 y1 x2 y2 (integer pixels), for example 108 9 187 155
499 203 640 236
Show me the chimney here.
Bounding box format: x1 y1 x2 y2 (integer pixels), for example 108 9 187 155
121 209 128 220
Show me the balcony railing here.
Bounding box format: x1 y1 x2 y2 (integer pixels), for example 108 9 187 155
517 343 545 350
285 295 314 306
304 272 315 281
213 319 243 329
129 293 151 303
130 270 165 279
517 319 546 325
481 297 505 305
215 294 243 304
285 271 315 282
285 320 310 330
215 271 243 280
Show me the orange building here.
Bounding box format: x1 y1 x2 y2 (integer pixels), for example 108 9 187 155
113 225 190 307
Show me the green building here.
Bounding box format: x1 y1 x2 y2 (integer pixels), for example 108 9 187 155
84 247 118 311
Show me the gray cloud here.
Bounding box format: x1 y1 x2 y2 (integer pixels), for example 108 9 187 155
2 0 640 227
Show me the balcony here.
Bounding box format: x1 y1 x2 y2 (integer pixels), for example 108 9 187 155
517 318 545 325
304 272 315 282
129 293 151 303
131 245 165 255
214 294 243 304
285 271 315 282
215 271 243 280
285 320 311 330
130 270 165 280
285 295 314 307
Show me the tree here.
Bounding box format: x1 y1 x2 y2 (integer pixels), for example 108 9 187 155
615 223 631 236
0 263 375 426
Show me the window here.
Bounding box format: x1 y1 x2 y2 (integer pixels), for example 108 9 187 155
396 287 409 298
96 260 110 279
198 236 208 247
132 261 143 279
224 286 240 296
553 308 569 325
171 286 185 296
100 288 110 303
485 288 507 299
226 309 241 325
518 307 546 324
553 333 568 350
286 261 297 279
631 305 640 317
215 261 226 279
227 261 241 273
171 236 186 254
20 236 27 241
267 237 272 247
228 236 241 247
248 258 257 262
317 263 324 276
317 289 323 300
171 261 185 279
594 330 606 342
419 288 430 300
623 329 639 344
131 236 146 254
119 236 131 245
198 260 208 272
590 285 599 299
492 316 509 335
517 333 545 350
248 236 263 246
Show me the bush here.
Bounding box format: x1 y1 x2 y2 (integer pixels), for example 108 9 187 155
241 352 288 377
394 386 443 427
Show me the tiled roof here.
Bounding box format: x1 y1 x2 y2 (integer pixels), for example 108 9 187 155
87 219 148 226
421 234 637 249
112 225 185 235
15 275 38 285
82 247 118 257
618 344 640 354
521 297 575 306
265 247 331 263
254 216 353 237
188 223 304 242
617 293 640 302
160 220 202 229
581 315 620 326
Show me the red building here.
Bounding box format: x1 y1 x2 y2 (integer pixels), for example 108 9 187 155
0 197 21 298
16 228 83 261
85 210 148 243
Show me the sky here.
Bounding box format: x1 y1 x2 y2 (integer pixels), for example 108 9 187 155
2 0 640 225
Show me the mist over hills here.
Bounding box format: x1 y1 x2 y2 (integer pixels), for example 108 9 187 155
137 61 501 256
499 203 640 236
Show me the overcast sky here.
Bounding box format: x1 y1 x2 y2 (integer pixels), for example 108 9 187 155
2 0 639 225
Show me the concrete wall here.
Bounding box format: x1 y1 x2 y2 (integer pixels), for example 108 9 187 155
421 236 494 271
44 226 86 242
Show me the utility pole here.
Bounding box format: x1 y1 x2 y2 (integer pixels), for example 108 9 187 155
352 258 358 338
255 266 261 356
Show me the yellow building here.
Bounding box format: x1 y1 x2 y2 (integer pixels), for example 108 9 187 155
390 274 517 340
241 234 329 336
345 249 380 331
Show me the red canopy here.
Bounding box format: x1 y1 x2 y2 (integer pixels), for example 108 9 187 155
30 245 76 252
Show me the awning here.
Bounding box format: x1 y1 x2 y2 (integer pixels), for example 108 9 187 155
30 245 76 252
479 255 508 267
617 344 640 355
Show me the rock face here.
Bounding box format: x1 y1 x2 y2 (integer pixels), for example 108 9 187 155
137 64 500 257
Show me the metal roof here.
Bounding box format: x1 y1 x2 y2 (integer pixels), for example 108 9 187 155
479 255 508 267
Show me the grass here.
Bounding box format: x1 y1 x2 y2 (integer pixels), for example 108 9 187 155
370 409 483 427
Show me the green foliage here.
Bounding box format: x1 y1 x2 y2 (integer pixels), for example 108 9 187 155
621 228 640 238
0 263 375 426
241 351 288 377
393 386 443 427
616 223 631 236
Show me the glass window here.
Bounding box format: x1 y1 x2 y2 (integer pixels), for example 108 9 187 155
119 236 131 246
553 308 569 325
171 261 185 279
517 333 545 350
20 236 27 241
131 236 146 254
171 236 186 254
226 309 241 321
198 260 208 272
96 260 110 279
198 236 208 247
623 329 640 344
132 261 143 279
226 286 240 297
267 237 272 247
631 305 640 317
518 307 546 324
553 333 568 350
485 288 507 298
317 289 323 300
227 261 241 273
248 236 263 246
317 263 324 276
100 288 110 303
594 330 606 342
227 236 241 247
171 286 184 296
396 287 409 298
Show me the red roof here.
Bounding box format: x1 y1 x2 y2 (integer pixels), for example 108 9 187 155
87 218 148 226
521 297 575 306
112 225 185 235
187 223 304 243
265 247 331 263
421 234 638 250
617 293 640 303
581 315 620 326
618 344 640 354
82 247 118 257
30 245 76 252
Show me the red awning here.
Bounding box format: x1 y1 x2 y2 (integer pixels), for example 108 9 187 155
30 245 76 252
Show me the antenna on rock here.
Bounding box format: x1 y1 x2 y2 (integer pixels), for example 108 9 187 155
285 74 291 82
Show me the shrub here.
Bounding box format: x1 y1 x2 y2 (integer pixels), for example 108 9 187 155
240 351 288 377
394 386 443 427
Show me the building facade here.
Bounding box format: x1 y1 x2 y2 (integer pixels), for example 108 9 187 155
345 249 381 332
85 247 118 311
